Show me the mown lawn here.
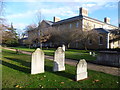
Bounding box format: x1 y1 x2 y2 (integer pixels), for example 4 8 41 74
1 49 119 88
9 47 96 61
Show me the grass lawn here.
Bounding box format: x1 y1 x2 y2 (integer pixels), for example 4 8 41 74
9 47 96 61
1 49 119 88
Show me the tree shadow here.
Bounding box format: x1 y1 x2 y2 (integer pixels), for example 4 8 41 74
1 60 30 74
2 56 75 80
4 57 31 68
45 63 75 80
3 50 16 54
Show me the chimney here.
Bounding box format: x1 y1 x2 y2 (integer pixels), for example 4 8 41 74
53 16 60 22
79 7 88 16
104 17 110 24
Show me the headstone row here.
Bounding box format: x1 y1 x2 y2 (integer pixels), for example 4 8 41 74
89 51 96 57
31 46 88 81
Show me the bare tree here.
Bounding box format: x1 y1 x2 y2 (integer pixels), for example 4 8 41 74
25 24 37 48
48 26 82 48
34 10 43 49
0 0 7 45
77 24 99 50
2 24 19 46
79 30 98 50
109 29 120 47
48 24 99 50
0 0 4 16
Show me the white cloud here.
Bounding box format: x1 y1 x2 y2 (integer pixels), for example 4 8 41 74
6 10 35 19
13 23 27 29
6 6 77 22
4 0 119 2
111 19 118 27
5 6 77 31
105 3 117 8
82 3 97 8
41 7 77 18
13 23 28 34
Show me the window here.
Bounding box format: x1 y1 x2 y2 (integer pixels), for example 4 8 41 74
99 25 102 28
76 22 79 28
69 24 72 28
86 23 88 27
99 36 103 45
38 30 40 35
101 25 103 28
94 24 96 28
88 39 92 45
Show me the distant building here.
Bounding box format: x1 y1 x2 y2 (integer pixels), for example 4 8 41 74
27 7 119 49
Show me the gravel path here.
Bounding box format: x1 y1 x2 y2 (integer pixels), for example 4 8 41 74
2 47 119 76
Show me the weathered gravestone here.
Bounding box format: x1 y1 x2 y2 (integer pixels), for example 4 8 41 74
53 47 65 71
76 59 88 81
62 44 65 51
31 48 44 74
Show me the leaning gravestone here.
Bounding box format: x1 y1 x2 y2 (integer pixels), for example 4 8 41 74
76 59 88 81
31 48 44 74
62 44 65 51
53 47 65 71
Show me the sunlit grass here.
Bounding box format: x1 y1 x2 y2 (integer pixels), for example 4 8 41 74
2 49 119 88
9 47 97 61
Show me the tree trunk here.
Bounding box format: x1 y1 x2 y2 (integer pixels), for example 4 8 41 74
66 43 70 49
29 45 31 49
40 43 42 49
84 43 87 50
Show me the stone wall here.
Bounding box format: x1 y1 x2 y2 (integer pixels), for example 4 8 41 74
96 51 120 67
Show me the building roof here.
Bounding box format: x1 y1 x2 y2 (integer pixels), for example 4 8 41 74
83 16 117 28
94 28 110 34
52 15 118 28
52 15 81 25
43 20 53 25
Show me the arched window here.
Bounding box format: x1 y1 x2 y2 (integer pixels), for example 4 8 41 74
99 36 103 45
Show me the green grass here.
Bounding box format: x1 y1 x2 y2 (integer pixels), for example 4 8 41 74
1 49 119 88
9 47 96 61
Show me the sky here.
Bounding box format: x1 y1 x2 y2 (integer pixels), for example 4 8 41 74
3 0 119 35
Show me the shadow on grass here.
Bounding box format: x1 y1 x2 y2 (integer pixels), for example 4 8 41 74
3 50 16 54
2 57 75 80
45 64 75 80
4 57 31 68
1 60 30 73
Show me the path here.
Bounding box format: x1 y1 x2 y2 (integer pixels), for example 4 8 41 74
2 47 119 76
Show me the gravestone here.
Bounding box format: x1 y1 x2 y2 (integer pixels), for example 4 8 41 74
76 59 88 81
53 47 65 71
89 52 92 55
62 44 65 51
92 53 95 56
31 48 44 74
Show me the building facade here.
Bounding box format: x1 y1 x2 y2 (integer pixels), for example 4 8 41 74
27 7 119 49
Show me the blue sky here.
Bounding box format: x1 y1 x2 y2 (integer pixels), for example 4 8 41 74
4 0 119 35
